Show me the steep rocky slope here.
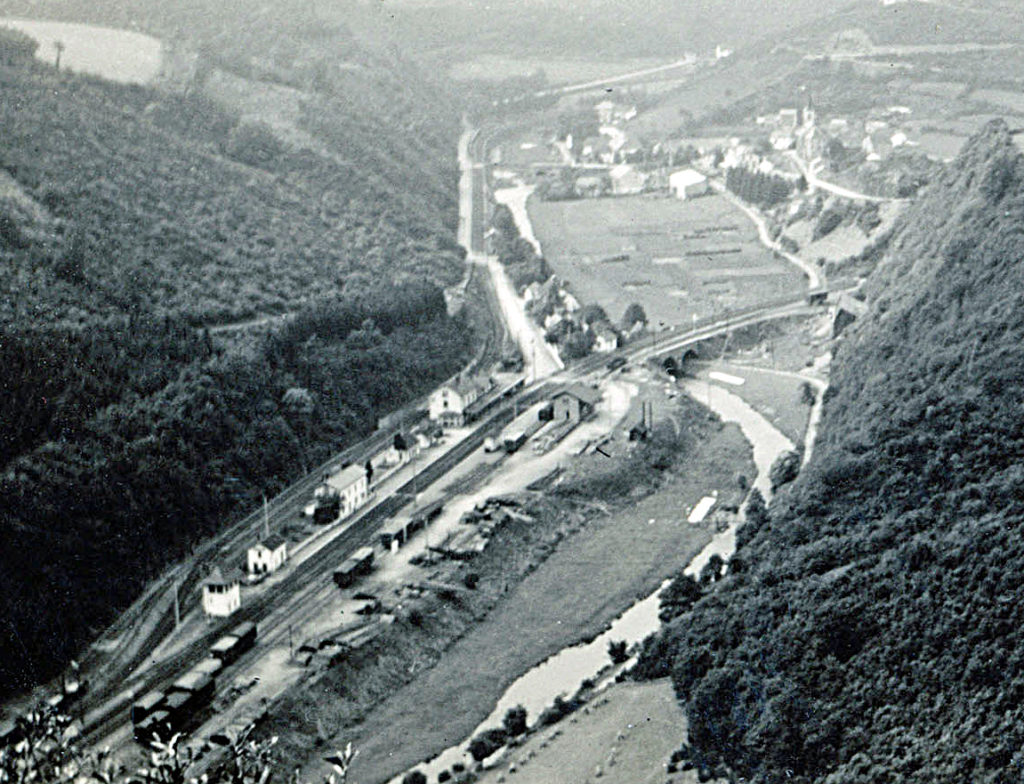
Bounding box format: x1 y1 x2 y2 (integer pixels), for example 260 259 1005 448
642 119 1024 783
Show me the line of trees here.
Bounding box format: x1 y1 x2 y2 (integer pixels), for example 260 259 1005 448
725 166 794 208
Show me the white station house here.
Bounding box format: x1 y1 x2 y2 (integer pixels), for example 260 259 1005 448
320 463 369 519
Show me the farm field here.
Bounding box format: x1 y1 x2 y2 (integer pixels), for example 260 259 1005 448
528 192 806 327
0 18 163 84
474 679 687 784
450 55 673 85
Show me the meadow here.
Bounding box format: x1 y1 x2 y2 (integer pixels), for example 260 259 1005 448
528 192 805 327
450 55 670 85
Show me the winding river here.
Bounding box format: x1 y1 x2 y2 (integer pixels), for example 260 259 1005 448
392 379 798 782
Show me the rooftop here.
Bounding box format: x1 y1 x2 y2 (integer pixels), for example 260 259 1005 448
554 383 603 406
202 565 244 587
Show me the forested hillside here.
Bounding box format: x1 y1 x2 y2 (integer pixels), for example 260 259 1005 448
0 23 474 695
640 119 1024 782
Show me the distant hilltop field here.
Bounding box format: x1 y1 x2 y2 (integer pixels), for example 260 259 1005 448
0 18 163 84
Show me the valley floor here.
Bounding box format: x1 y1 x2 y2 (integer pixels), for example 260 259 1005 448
311 420 753 784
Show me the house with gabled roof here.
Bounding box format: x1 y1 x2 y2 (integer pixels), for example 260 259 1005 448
552 383 603 423
247 534 288 576
429 375 493 428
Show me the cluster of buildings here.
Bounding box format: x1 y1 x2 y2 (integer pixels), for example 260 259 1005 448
523 276 622 354
758 97 918 163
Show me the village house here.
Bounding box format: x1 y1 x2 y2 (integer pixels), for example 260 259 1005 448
247 534 288 577
595 99 616 124
580 136 615 164
669 168 709 199
833 292 869 338
429 375 493 428
319 463 369 518
202 566 243 618
592 323 620 353
609 163 646 195
552 384 603 423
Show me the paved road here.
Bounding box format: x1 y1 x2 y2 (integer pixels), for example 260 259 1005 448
532 58 695 98
785 151 900 204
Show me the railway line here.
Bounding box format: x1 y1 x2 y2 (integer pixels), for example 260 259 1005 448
73 118 841 762
82 383 554 752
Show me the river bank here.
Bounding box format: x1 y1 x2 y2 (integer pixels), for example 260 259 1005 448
268 405 752 784
451 363 806 784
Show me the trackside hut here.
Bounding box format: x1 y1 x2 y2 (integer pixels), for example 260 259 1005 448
201 566 243 617
247 533 288 576
552 384 603 423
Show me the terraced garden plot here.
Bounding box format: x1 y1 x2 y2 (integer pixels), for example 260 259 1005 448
528 192 805 326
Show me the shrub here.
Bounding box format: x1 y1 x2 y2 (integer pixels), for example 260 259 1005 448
608 639 629 664
402 772 427 784
226 121 284 168
502 705 528 737
468 727 508 762
769 450 801 493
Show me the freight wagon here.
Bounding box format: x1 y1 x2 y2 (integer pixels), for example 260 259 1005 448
378 499 445 550
333 546 375 589
210 621 258 665
131 622 258 745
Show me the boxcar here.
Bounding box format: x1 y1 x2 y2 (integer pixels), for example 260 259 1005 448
334 546 375 588
131 690 165 725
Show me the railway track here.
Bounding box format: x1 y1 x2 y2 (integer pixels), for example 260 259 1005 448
82 384 552 750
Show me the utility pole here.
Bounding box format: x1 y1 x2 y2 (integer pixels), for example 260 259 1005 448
263 494 270 539
288 624 294 660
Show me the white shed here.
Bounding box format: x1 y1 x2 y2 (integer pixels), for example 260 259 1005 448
247 534 288 576
669 169 708 200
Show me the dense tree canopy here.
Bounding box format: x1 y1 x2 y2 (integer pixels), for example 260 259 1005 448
638 120 1024 783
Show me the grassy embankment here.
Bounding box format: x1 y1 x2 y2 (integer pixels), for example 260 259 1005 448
260 397 753 784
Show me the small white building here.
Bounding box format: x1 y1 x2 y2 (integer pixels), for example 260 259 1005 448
429 375 491 428
669 169 709 200
321 464 369 519
595 99 615 124
202 566 242 618
609 163 646 195
247 534 288 576
592 324 620 353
